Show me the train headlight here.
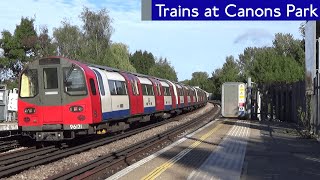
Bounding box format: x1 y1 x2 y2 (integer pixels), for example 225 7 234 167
24 108 36 114
69 106 84 112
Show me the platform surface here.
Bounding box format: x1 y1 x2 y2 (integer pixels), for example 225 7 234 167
107 119 320 180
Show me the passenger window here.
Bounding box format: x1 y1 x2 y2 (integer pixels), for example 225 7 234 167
157 84 162 96
109 80 117 95
109 80 127 95
89 79 97 95
148 85 154 96
142 84 148 95
134 80 139 95
164 87 170 96
131 81 136 95
116 81 127 95
43 68 58 89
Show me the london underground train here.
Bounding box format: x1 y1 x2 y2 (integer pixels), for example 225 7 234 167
18 57 208 141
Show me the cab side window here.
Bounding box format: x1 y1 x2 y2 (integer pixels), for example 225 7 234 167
89 78 97 95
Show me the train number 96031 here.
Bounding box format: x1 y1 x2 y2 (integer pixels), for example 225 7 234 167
69 124 83 129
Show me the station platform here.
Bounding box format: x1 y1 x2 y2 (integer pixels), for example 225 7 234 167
107 118 320 180
0 121 18 131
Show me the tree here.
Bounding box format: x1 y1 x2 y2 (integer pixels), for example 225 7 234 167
237 47 259 81
13 17 38 61
210 68 222 99
189 71 211 92
250 47 304 83
149 58 178 81
80 7 113 62
272 33 305 66
53 21 83 60
37 26 56 57
130 50 156 75
219 56 241 83
210 56 241 99
0 31 14 67
0 17 38 63
180 79 191 85
299 22 306 39
0 17 39 85
105 43 136 72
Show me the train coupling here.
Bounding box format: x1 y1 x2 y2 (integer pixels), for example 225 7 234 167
35 131 75 141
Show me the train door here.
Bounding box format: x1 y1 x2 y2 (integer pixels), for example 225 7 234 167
185 87 190 106
92 68 110 121
155 81 164 111
168 84 176 109
149 78 164 111
121 73 143 115
40 66 63 124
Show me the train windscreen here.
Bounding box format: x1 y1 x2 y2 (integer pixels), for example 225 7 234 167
63 66 87 96
19 69 38 98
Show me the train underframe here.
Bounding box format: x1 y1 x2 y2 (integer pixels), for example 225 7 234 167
22 104 206 141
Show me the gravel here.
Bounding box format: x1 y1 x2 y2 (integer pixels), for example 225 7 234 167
6 103 214 180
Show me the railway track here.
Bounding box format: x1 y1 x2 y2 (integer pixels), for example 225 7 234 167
0 140 19 152
0 106 208 179
48 104 220 180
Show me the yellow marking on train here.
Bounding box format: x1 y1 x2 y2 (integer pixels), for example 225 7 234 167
141 123 223 180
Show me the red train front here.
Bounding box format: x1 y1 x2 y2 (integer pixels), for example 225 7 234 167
18 57 101 141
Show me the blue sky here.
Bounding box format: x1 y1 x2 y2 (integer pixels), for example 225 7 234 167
0 0 303 81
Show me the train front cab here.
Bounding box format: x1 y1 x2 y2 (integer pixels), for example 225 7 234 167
18 57 101 141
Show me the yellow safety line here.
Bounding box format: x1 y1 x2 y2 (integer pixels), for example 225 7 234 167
141 123 223 180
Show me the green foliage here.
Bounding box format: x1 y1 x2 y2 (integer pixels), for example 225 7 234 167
37 26 56 57
237 47 259 80
13 17 38 61
273 33 305 66
236 33 305 86
4 79 19 90
149 58 178 82
0 17 41 82
210 56 241 99
129 50 155 75
250 47 304 83
188 71 212 92
180 79 191 85
219 56 240 82
80 7 113 62
53 21 83 60
299 22 306 39
105 43 136 72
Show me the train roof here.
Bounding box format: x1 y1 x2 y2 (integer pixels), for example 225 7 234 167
29 57 205 91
